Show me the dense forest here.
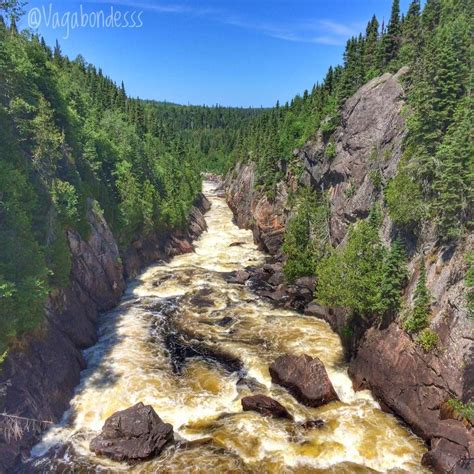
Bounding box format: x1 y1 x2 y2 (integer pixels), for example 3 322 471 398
142 101 263 173
0 5 260 358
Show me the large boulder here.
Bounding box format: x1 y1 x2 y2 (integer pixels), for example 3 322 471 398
90 402 173 462
241 394 292 419
269 354 339 407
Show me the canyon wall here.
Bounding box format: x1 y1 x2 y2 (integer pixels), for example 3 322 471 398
225 69 473 473
0 195 210 472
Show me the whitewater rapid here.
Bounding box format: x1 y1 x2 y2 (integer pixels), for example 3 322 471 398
30 182 428 473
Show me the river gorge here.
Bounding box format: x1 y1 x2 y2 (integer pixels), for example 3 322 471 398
28 182 428 473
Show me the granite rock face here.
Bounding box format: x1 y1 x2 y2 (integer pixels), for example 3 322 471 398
299 68 408 244
225 162 289 256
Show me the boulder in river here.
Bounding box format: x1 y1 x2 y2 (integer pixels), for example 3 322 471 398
90 402 173 462
241 394 293 419
269 354 339 407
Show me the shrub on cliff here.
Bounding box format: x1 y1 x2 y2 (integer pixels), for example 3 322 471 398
404 257 432 333
416 328 439 352
385 161 426 229
316 210 410 321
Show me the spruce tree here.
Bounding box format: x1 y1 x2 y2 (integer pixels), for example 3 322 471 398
380 238 408 314
381 0 401 67
433 98 473 241
405 257 431 333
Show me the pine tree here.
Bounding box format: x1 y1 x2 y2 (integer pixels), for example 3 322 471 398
53 39 62 63
317 207 386 317
283 189 330 283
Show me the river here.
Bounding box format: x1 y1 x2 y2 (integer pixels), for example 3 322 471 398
30 182 428 473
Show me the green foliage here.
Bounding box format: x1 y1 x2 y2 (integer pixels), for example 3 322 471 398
52 179 79 224
385 162 425 228
416 328 439 352
379 238 408 314
447 398 474 423
369 169 383 190
0 19 211 354
402 0 471 237
433 97 473 241
404 258 432 333
344 180 356 198
283 189 330 283
316 207 386 317
325 141 336 160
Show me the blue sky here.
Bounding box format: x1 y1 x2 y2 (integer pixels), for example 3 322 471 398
19 0 414 106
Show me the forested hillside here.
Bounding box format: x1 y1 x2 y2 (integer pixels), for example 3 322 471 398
142 101 263 173
0 11 259 359
227 0 472 311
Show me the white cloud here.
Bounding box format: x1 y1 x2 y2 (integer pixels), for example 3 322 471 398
88 0 360 45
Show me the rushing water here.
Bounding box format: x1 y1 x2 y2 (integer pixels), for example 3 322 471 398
30 182 428 473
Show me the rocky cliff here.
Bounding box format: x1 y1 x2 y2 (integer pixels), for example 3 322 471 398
0 195 210 472
225 69 473 473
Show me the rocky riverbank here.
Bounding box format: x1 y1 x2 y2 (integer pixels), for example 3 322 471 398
0 194 210 471
224 68 473 473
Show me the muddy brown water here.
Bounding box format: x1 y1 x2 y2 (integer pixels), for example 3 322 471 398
30 182 428 473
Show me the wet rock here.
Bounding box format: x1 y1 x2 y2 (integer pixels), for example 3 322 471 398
300 419 325 429
165 321 243 374
152 274 173 286
225 269 252 284
90 402 173 462
268 271 285 287
216 316 234 327
422 437 473 474
241 394 293 419
269 354 339 407
229 241 246 247
260 285 289 303
176 437 214 450
247 275 273 292
189 295 214 308
236 376 267 393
